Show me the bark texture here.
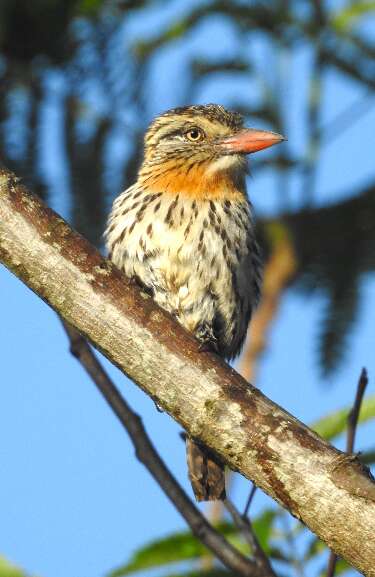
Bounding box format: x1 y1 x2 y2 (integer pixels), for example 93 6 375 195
1 168 375 576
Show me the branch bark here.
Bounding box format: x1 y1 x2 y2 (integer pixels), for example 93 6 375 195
1 168 375 576
62 321 258 577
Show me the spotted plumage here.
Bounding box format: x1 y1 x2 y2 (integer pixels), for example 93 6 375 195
106 103 285 500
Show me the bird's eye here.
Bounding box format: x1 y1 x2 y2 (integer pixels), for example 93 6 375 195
185 127 205 142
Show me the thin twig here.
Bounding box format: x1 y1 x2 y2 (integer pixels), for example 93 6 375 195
326 367 369 577
243 483 257 517
61 321 263 577
326 552 338 577
225 498 277 577
346 368 369 454
280 512 305 577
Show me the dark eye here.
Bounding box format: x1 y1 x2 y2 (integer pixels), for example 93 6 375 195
185 127 205 142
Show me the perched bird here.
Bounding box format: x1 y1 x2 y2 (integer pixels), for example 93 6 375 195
106 104 285 501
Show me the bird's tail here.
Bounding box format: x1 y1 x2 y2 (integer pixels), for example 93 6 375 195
186 437 226 501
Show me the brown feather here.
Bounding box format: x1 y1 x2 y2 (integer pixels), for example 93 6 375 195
186 438 226 501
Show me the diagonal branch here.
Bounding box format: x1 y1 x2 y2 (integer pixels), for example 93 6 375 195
61 321 259 577
1 167 375 576
224 498 277 577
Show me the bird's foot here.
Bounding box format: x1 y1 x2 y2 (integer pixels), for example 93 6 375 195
196 323 219 354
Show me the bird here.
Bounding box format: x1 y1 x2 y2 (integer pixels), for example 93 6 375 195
105 104 285 501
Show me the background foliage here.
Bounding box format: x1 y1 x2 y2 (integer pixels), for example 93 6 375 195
1 1 374 577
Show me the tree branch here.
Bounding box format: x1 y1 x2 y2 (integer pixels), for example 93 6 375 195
61 321 258 577
1 167 375 576
224 498 277 577
243 484 257 517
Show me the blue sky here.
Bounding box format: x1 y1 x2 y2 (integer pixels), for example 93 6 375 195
1 3 375 577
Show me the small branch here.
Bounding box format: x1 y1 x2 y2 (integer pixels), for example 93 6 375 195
347 368 369 454
243 483 257 517
280 512 305 577
326 553 338 577
225 498 277 577
61 321 261 577
326 368 369 577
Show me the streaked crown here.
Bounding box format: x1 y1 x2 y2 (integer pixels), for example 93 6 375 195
138 103 284 199
143 104 244 164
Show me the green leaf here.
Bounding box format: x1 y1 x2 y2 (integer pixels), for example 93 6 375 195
305 537 357 576
304 536 325 561
159 570 237 577
311 394 375 441
76 0 103 15
361 449 375 464
252 509 278 553
108 509 281 577
107 523 235 577
319 558 351 577
0 556 35 577
331 1 375 32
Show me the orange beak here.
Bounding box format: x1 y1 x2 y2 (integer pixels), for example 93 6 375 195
220 128 286 154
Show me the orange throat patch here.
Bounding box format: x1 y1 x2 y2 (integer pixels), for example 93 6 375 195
138 159 246 201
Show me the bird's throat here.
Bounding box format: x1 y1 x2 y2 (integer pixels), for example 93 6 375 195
138 160 246 200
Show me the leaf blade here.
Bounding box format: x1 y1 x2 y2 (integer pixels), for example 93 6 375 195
311 394 375 441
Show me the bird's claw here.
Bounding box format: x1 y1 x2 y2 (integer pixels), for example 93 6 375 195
198 340 215 353
196 324 219 354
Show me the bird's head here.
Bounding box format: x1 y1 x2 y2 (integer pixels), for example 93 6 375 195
139 104 285 199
